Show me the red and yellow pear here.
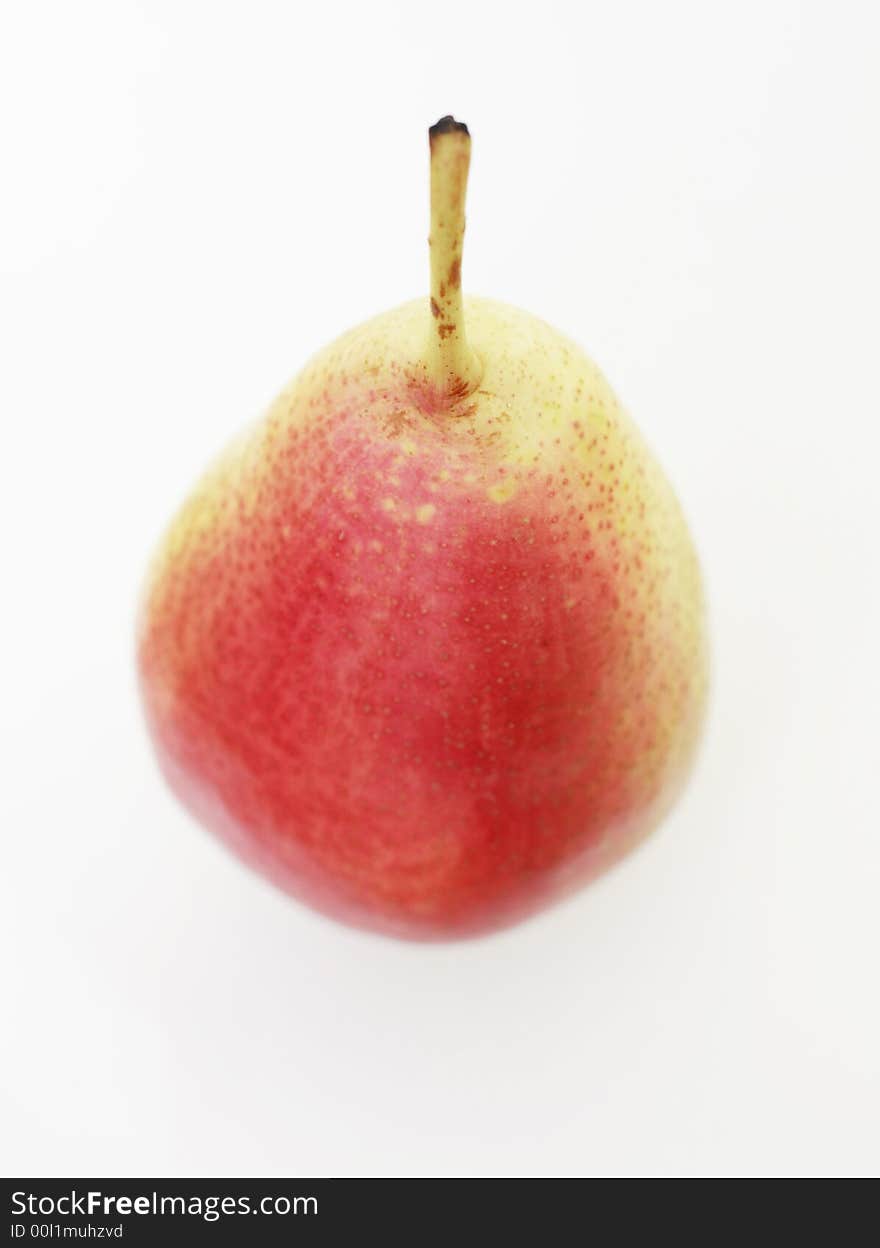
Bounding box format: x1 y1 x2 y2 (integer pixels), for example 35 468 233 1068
138 118 708 939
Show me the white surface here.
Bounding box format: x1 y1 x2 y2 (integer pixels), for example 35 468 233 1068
2 0 879 1178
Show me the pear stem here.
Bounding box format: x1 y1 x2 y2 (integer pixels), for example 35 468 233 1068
425 117 482 399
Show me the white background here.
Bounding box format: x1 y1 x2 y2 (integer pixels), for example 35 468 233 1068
2 0 879 1178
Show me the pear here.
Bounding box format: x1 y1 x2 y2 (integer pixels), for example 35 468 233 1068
138 117 707 939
